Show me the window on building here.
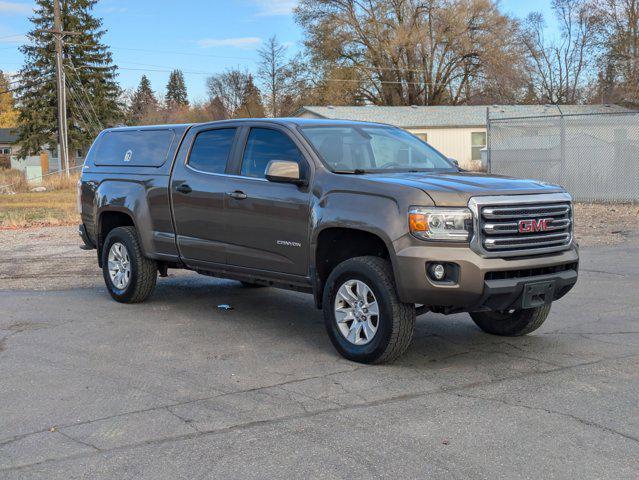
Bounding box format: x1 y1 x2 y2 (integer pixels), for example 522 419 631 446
240 128 304 178
471 132 486 161
188 128 237 174
0 147 11 155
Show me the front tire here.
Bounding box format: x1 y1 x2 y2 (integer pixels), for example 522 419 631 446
102 226 157 303
470 304 551 336
323 256 415 364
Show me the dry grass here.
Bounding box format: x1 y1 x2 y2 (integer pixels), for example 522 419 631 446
0 169 81 228
0 189 78 229
0 168 80 194
0 169 28 193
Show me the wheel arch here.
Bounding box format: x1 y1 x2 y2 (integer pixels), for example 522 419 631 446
312 225 398 309
96 209 137 267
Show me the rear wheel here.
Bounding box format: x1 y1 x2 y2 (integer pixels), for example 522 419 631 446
102 226 157 303
470 304 551 336
323 256 415 364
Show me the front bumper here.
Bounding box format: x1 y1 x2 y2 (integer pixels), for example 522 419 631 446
394 242 579 312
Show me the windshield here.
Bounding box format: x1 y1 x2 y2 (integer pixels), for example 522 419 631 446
300 125 456 173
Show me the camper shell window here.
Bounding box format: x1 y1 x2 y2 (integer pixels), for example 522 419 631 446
94 129 175 167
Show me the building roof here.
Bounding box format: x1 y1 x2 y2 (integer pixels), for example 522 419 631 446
295 105 633 128
0 128 19 144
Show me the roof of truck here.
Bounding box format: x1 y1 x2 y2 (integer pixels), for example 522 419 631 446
103 118 392 134
195 117 391 128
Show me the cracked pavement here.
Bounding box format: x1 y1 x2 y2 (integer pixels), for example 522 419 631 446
0 231 637 478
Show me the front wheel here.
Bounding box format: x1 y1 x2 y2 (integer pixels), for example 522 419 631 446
470 304 551 336
323 256 415 364
102 226 157 303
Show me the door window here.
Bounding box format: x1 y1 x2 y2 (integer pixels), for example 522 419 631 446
188 128 237 174
240 128 304 178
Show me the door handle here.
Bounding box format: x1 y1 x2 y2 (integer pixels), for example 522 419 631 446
226 191 247 200
176 184 192 194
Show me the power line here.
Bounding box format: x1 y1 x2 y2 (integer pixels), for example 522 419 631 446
65 61 104 131
0 78 51 95
65 42 257 61
0 33 26 40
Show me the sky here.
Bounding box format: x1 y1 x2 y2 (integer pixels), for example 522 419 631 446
0 0 557 102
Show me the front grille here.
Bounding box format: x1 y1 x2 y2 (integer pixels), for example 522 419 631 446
478 199 573 256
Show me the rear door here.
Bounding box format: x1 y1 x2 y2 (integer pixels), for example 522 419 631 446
171 124 239 266
222 125 312 276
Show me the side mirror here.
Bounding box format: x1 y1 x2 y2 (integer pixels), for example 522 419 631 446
265 160 306 186
448 157 460 168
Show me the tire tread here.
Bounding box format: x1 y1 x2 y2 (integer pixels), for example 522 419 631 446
103 226 157 303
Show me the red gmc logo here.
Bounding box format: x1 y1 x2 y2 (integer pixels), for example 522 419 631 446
518 218 552 233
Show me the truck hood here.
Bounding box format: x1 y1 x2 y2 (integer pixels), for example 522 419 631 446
362 171 565 206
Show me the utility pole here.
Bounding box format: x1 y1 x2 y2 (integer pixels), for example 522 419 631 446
40 1 77 177
53 0 69 177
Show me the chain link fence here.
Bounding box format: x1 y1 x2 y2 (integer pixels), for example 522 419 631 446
487 111 639 202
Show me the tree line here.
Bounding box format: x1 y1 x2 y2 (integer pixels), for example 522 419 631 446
2 0 638 158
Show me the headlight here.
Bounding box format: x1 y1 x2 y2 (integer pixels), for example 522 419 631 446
409 207 472 241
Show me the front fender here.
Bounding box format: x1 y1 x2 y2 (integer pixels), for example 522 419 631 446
310 190 405 280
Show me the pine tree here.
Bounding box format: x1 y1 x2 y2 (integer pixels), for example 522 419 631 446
0 71 19 128
165 70 189 108
17 0 122 160
236 74 265 118
128 75 159 125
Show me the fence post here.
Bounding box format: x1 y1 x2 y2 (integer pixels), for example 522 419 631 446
559 112 566 189
486 107 491 173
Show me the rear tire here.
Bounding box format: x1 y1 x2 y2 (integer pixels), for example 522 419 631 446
102 226 157 303
323 256 415 364
470 304 551 336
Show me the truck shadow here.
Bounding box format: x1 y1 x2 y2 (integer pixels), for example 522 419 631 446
145 273 562 371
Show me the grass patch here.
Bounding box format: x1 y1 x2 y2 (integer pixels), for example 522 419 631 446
0 188 78 229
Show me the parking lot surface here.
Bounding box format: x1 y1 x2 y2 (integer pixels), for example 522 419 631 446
0 230 638 479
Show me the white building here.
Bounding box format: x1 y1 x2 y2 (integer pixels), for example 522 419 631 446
294 104 629 166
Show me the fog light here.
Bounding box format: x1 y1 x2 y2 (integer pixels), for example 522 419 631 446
432 264 446 280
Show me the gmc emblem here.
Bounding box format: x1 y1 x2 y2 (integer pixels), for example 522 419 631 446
518 218 552 233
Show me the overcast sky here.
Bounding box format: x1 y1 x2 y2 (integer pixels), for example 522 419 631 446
0 0 556 101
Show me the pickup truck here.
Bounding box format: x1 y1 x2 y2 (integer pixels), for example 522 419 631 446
78 118 579 363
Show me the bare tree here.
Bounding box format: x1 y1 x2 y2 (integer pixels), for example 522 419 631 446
593 0 639 105
258 35 290 117
206 69 251 117
521 0 600 104
206 69 265 118
295 0 525 106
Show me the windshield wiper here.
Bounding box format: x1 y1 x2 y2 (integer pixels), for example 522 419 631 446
333 169 367 174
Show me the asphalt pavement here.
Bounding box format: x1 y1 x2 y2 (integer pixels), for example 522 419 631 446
0 237 638 479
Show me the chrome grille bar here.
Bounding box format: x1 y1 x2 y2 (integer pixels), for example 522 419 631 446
483 204 570 219
484 218 571 234
484 232 571 249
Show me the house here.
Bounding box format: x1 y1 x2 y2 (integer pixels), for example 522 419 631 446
294 104 630 165
0 127 18 169
0 127 87 183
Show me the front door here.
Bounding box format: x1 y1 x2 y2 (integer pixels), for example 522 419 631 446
224 126 311 276
171 126 239 266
